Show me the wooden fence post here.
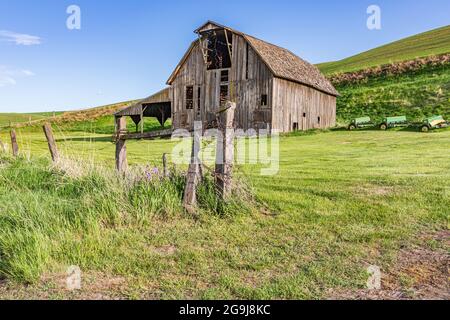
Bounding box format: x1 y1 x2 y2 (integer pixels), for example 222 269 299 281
0 139 6 153
43 123 60 162
215 101 236 199
10 129 19 157
162 153 169 178
115 116 128 172
183 121 202 214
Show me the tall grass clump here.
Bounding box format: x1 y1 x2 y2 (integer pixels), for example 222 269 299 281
0 155 255 283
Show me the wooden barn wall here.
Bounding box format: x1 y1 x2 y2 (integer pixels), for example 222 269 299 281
272 78 336 133
231 34 273 131
170 33 273 131
171 43 204 129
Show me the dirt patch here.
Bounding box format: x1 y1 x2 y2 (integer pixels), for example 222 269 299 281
152 245 177 256
354 185 395 197
329 230 449 300
0 271 130 300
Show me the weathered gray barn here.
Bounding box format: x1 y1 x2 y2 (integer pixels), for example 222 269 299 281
116 21 338 133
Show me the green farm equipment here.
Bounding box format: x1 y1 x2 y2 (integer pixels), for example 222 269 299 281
419 115 449 132
379 116 408 130
348 117 374 130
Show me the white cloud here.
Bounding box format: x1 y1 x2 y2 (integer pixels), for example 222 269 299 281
22 70 35 76
0 66 35 87
0 30 42 46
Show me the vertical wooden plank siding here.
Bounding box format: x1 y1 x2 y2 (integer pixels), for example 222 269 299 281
271 78 336 133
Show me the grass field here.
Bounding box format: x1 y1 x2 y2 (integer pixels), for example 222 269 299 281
0 126 448 299
317 25 450 75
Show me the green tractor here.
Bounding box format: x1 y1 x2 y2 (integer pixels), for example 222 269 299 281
419 115 449 132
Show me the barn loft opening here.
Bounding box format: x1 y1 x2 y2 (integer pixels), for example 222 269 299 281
200 29 233 70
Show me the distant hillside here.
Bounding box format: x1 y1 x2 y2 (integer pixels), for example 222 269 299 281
0 112 60 127
334 62 450 123
318 25 450 75
0 100 137 129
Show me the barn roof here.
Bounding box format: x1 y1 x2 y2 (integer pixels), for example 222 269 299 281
115 87 170 117
167 21 338 97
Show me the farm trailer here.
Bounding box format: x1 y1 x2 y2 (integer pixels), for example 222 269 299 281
418 115 449 132
379 116 409 130
348 117 375 130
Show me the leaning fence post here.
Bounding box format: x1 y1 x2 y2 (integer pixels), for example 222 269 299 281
43 123 60 162
115 116 128 172
215 101 236 199
183 121 202 214
10 129 19 157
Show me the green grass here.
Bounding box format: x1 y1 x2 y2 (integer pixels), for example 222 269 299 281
318 25 450 75
60 115 172 135
335 63 450 123
0 127 448 299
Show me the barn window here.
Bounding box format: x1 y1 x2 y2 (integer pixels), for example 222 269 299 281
303 112 306 118
221 70 229 82
201 29 233 70
197 87 201 112
318 116 321 124
185 86 194 110
261 94 268 106
220 85 228 106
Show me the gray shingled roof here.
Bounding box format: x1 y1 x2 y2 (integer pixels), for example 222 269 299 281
244 34 339 96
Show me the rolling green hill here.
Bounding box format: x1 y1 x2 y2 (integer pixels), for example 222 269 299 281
0 112 61 127
318 25 450 75
335 62 450 123
0 100 137 129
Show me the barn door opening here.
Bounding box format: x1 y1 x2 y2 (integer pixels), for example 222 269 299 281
302 112 307 130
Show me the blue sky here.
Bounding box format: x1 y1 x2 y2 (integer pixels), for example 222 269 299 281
0 0 449 113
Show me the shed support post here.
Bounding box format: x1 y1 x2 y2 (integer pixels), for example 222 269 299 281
140 108 144 135
183 121 202 215
43 123 60 162
215 102 236 199
10 129 19 157
115 116 128 172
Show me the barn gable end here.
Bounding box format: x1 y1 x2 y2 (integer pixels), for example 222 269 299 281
168 21 338 132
